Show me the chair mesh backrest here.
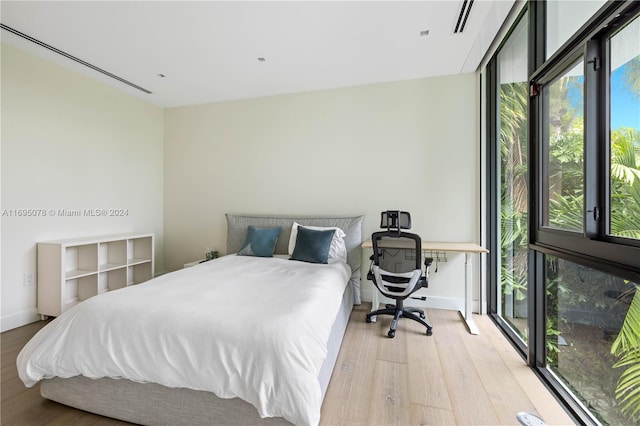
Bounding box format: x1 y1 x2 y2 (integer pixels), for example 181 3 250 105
372 231 422 274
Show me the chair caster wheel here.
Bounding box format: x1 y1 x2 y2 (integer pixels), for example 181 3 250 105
426 329 433 336
420 313 426 319
388 330 395 338
366 316 372 323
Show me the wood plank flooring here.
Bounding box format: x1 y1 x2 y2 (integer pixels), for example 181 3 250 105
322 305 575 426
1 305 575 425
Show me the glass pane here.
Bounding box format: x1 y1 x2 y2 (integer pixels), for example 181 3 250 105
610 16 640 240
546 0 607 59
545 255 638 424
545 61 585 232
497 13 528 342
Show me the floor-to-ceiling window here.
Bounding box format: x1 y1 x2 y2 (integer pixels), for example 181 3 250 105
495 11 529 344
487 1 640 424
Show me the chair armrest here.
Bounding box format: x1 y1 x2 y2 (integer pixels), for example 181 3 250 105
421 257 433 288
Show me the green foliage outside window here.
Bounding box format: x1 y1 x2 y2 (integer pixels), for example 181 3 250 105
499 58 640 421
499 81 529 341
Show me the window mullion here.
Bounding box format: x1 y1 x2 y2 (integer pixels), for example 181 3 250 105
602 38 611 240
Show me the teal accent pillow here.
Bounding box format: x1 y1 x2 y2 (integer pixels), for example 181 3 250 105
237 226 281 257
290 226 336 264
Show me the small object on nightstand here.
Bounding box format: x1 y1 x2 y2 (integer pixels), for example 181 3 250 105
205 249 219 261
183 259 205 268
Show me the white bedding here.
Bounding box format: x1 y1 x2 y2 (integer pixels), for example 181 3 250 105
17 255 351 426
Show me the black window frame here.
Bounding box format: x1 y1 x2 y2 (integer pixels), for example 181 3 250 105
486 1 640 424
530 0 640 285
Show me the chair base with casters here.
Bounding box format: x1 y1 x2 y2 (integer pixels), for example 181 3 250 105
366 299 433 338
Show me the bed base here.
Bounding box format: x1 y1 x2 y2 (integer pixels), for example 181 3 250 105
41 376 290 426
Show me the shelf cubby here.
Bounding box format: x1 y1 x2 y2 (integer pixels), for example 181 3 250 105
128 236 153 265
77 275 99 301
129 263 153 285
64 279 79 305
102 268 127 292
99 240 127 271
64 244 98 279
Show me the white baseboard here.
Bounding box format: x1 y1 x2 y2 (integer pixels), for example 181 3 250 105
421 296 465 312
1 308 40 332
372 295 464 312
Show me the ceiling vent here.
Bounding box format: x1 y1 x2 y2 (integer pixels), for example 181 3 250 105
453 0 474 34
0 23 152 94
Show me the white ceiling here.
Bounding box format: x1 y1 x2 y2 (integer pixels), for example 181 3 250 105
0 0 515 108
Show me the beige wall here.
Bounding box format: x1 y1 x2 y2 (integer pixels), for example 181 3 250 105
1 44 165 331
164 74 481 307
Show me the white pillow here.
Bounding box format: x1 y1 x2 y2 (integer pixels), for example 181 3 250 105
288 222 347 262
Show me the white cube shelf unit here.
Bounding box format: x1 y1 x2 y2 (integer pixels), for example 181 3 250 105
38 233 154 317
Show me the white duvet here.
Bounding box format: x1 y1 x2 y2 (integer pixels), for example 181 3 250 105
17 254 351 426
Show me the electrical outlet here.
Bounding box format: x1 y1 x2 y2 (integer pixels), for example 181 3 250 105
23 272 34 287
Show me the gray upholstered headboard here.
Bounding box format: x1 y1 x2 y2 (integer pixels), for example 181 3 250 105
225 214 364 304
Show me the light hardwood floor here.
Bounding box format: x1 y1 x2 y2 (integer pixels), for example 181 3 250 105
321 305 575 425
1 305 575 425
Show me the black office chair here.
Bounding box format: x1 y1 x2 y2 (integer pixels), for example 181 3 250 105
366 211 433 338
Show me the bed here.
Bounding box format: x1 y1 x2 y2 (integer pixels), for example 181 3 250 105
17 214 364 426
